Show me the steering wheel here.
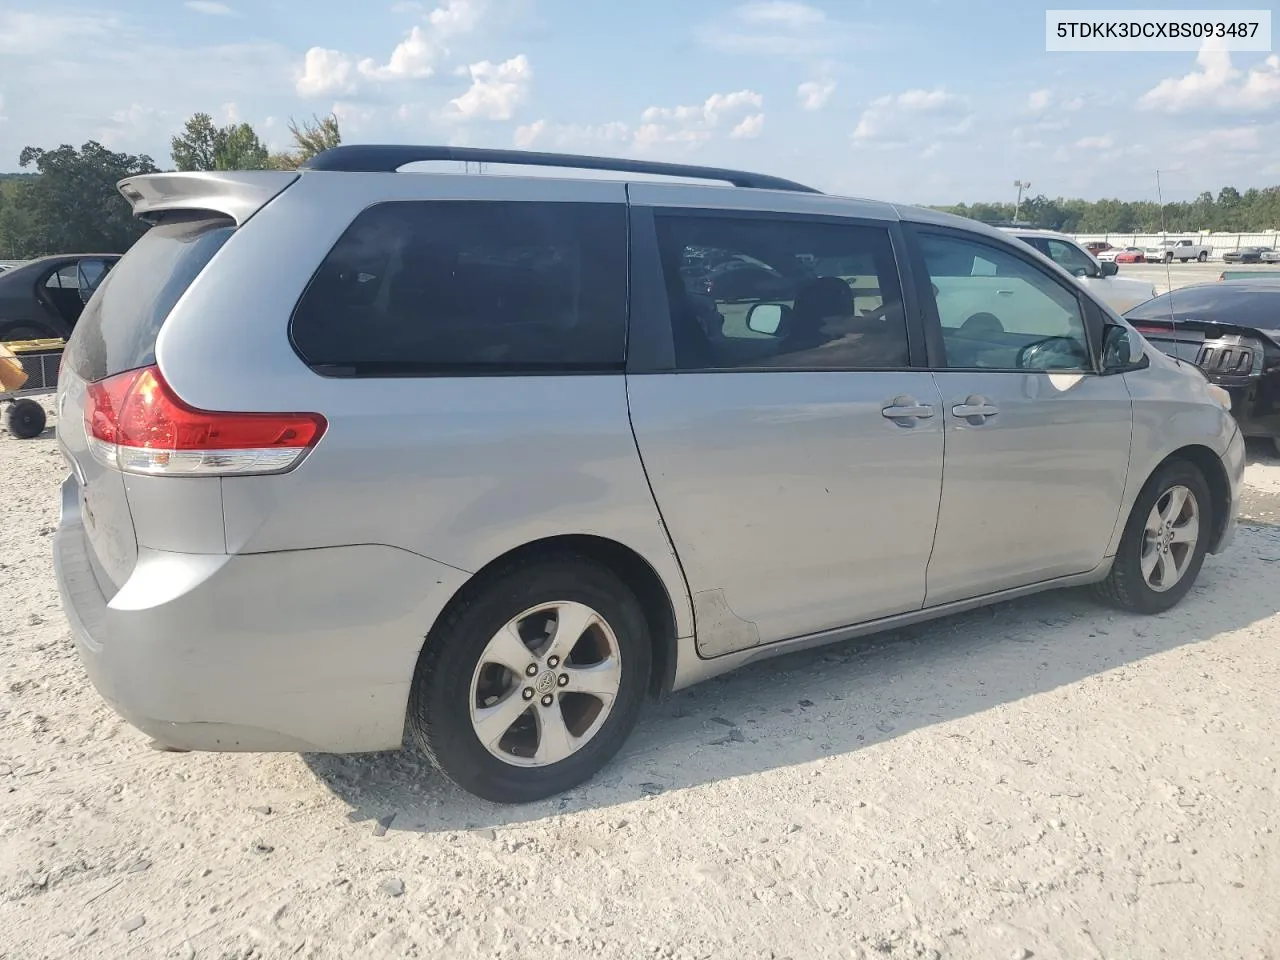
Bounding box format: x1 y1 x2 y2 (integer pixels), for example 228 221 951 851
1016 336 1086 370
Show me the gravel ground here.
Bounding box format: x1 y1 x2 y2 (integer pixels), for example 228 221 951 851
1 399 1278 960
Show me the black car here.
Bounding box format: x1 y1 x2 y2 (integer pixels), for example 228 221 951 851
1221 246 1274 264
0 254 120 341
1126 280 1280 453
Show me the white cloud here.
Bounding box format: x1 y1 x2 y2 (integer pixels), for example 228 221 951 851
513 119 546 148
737 0 826 27
220 101 240 123
428 0 482 37
730 113 764 139
797 78 836 111
698 0 859 57
448 54 532 120
1074 134 1114 149
513 90 764 152
514 119 631 149
1140 47 1280 112
296 0 484 96
1062 96 1085 111
637 89 764 146
296 47 357 97
331 100 378 131
0 11 115 54
1027 89 1052 113
852 87 969 147
184 1 235 15
95 102 166 151
1182 126 1262 153
358 25 440 81
896 88 962 111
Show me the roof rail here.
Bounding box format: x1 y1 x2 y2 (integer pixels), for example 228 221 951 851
299 144 821 193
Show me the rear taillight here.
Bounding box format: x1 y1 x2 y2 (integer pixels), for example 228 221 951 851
84 365 326 476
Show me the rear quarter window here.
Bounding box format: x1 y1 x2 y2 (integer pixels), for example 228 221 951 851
290 200 628 375
65 214 235 382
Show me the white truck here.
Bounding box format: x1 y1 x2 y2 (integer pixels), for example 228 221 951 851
1143 239 1212 263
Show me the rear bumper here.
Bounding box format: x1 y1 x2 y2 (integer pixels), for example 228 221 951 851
53 475 470 753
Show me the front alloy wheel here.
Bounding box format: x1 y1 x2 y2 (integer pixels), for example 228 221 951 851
1139 485 1199 592
1096 460 1212 614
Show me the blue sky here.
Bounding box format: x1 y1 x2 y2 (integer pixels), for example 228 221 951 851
0 0 1277 204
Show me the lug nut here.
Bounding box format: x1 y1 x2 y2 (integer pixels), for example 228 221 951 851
558 674 569 687
540 694 554 707
525 663 538 677
547 655 560 668
522 687 534 701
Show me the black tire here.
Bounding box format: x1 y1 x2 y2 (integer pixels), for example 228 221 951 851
1197 251 1208 262
1271 436 1280 459
5 399 47 439
1095 459 1212 614
408 553 652 803
1164 253 1174 264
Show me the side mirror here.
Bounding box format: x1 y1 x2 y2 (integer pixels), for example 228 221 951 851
746 302 786 335
1099 261 1119 277
1102 323 1146 372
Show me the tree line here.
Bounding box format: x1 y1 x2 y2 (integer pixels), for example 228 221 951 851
0 114 341 259
4 112 1279 259
932 186 1280 235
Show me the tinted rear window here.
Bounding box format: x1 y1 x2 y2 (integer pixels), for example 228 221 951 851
289 200 627 375
1126 284 1280 329
66 214 235 382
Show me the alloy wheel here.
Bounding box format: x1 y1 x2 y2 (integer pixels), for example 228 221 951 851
468 601 622 767
1140 484 1200 592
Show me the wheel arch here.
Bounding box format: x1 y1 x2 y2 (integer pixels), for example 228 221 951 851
419 534 681 698
1143 444 1232 554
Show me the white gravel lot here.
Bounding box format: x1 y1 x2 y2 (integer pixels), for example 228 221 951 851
2 399 1279 960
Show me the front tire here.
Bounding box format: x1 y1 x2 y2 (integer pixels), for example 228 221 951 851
1095 460 1211 614
408 554 651 803
1197 251 1208 262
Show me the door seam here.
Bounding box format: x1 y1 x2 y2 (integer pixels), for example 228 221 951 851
921 371 948 608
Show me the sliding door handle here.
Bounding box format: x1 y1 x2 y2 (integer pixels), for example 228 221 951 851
951 396 999 423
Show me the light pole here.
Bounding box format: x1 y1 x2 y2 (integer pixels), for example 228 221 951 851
1013 179 1031 224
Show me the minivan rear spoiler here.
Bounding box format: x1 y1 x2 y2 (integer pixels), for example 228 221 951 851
116 171 300 226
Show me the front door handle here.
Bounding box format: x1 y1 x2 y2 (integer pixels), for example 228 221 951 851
881 396 935 423
951 395 999 423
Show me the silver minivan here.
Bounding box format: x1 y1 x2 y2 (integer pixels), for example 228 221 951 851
53 146 1244 803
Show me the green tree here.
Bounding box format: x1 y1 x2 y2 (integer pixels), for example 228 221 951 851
171 112 269 171
0 142 156 257
928 182 1280 233
171 112 221 172
268 113 343 170
216 122 269 170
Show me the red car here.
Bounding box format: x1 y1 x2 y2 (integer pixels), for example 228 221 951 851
1113 247 1146 264
1084 241 1114 255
